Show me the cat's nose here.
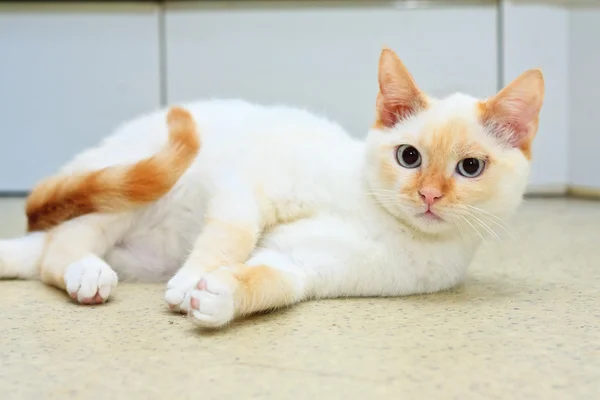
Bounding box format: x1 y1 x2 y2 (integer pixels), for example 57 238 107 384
419 188 443 206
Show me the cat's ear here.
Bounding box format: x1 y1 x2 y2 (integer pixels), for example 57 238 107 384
480 69 545 153
375 48 428 128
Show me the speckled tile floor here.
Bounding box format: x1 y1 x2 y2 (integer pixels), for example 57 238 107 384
1 197 599 399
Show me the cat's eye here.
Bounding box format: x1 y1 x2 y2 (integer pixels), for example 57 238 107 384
456 158 486 178
396 145 422 169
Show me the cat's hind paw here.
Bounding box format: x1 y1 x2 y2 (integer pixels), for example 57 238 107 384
64 255 118 304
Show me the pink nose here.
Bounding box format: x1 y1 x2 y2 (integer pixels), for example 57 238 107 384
419 188 443 206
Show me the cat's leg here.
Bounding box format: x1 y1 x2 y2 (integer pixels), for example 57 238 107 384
0 213 129 303
39 213 132 304
187 250 307 328
164 185 262 312
0 232 47 279
185 217 396 328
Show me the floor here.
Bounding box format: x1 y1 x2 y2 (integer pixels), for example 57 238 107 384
1 198 599 399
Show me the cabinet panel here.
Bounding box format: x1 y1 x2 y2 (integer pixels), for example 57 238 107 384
569 9 600 190
502 2 569 191
0 4 161 191
165 3 497 137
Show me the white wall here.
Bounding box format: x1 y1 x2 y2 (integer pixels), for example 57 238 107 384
569 8 600 189
502 1 569 192
0 4 161 192
165 2 498 137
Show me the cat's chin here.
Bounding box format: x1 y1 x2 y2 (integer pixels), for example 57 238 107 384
408 214 452 236
417 210 444 222
387 207 455 236
407 206 475 237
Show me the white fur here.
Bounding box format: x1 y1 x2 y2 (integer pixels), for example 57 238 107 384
0 98 530 326
65 255 118 303
0 232 45 279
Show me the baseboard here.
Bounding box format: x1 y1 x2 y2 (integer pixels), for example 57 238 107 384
0 191 28 198
567 185 600 200
525 183 568 197
1 186 598 200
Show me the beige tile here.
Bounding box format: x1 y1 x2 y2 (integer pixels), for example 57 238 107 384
1 198 599 399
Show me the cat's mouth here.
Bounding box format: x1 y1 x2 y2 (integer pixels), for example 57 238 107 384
416 209 444 222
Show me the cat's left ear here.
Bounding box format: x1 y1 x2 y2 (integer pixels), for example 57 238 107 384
480 69 545 155
375 48 428 129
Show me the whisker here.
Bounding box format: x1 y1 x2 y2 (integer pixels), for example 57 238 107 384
460 205 515 240
464 205 505 222
466 213 505 248
460 215 488 247
470 212 515 240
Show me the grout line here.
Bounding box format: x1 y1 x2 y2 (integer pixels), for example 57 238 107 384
496 0 504 90
158 1 168 106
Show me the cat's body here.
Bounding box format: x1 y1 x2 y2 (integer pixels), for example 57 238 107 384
0 49 544 328
32 99 473 291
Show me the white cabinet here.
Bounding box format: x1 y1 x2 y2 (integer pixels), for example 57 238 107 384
1 1 579 193
164 2 498 137
502 2 569 192
569 9 600 191
0 4 161 192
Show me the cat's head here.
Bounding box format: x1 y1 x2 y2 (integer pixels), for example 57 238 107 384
365 48 544 236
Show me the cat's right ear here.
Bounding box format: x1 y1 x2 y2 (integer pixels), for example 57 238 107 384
375 48 428 129
479 68 545 158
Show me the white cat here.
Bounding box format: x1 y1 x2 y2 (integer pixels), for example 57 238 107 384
0 48 544 328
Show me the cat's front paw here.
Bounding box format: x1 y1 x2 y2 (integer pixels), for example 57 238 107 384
164 268 203 313
64 255 118 304
188 269 237 328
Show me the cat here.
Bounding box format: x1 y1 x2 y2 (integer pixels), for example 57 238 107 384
0 48 544 328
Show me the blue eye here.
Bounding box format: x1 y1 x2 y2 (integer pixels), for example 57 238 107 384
456 158 485 178
396 145 421 169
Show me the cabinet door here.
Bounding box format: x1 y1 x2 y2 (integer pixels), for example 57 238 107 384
570 8 600 191
0 4 161 192
165 2 497 136
502 2 569 192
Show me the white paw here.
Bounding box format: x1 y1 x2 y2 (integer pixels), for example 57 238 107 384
64 255 118 305
164 268 203 313
189 271 235 328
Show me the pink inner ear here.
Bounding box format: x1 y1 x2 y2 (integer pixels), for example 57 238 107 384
484 97 538 147
488 121 527 147
376 88 424 128
379 101 416 128
482 69 544 148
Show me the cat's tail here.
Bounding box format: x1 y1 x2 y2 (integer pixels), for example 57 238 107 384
25 106 200 232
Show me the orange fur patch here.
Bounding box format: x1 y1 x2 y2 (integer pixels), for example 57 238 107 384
212 264 297 318
185 218 259 274
26 106 200 232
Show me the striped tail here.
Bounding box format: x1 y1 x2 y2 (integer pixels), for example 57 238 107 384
26 106 200 232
